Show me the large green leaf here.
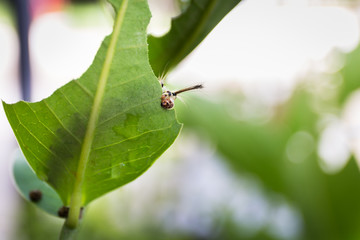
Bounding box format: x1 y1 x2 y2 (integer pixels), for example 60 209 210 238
3 0 181 210
148 0 241 76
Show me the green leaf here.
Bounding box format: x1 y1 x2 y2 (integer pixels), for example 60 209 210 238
13 150 63 217
3 0 181 217
148 0 241 76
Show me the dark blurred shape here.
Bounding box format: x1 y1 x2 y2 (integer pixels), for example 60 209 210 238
29 190 42 202
57 206 84 219
58 206 69 218
10 0 96 102
13 0 32 101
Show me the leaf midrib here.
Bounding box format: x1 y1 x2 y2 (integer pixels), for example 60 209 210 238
65 0 129 228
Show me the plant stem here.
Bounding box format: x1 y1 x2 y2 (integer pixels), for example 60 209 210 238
59 223 79 240
64 0 129 229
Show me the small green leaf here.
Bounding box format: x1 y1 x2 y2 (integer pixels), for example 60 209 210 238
13 150 63 217
3 0 181 217
148 0 241 76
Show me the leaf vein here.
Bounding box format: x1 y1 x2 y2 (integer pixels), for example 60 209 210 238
15 125 50 171
93 124 173 150
90 153 149 176
88 138 169 189
67 0 130 227
12 105 75 177
58 88 88 120
16 121 71 173
25 103 80 158
110 70 153 89
97 97 158 127
118 43 147 50
42 100 82 144
74 80 94 98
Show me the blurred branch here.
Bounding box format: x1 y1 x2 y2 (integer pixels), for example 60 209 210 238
13 0 31 101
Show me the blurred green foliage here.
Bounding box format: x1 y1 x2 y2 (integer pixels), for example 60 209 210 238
176 45 360 240
339 46 360 105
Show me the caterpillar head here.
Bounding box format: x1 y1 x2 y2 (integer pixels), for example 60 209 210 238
160 84 203 110
161 90 176 109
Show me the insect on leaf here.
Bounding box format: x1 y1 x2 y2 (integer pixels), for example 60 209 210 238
3 0 181 207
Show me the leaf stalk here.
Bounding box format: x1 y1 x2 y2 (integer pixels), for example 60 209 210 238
59 224 79 240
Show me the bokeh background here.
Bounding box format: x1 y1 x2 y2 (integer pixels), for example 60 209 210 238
1 0 360 239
